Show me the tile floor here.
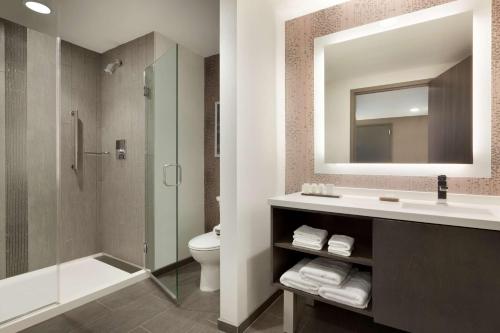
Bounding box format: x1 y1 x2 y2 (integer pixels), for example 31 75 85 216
22 263 219 333
22 262 402 333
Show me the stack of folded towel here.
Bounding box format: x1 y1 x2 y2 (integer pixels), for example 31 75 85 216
279 258 320 295
292 225 328 250
299 257 351 286
279 257 371 309
318 269 371 309
328 235 354 257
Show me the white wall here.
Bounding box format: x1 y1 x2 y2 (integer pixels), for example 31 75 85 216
325 63 455 163
219 0 279 326
219 0 353 326
219 0 240 324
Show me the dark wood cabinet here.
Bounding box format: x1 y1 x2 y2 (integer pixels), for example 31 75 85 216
373 218 500 333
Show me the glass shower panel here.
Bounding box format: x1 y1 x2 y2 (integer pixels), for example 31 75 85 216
0 5 59 324
145 45 179 300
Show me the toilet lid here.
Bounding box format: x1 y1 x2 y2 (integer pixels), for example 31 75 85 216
188 232 220 251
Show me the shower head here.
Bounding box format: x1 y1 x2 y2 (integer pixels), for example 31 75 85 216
104 59 122 74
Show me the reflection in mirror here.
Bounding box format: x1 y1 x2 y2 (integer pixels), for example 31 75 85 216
325 12 473 164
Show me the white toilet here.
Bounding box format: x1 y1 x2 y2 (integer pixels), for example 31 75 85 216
188 196 220 292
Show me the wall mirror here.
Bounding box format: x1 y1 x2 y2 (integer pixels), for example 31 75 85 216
314 0 491 177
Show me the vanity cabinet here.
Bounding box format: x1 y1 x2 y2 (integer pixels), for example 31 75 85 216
271 202 500 333
373 218 500 333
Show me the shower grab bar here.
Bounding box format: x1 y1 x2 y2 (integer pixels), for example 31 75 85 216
71 110 79 172
162 164 182 187
85 151 110 156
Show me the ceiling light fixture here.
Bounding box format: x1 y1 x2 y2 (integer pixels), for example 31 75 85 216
410 107 420 113
24 1 51 14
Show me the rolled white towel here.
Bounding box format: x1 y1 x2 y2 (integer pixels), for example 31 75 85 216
328 235 354 251
280 258 320 295
299 257 351 287
294 225 328 243
328 247 352 257
318 270 371 309
292 238 326 251
213 224 221 236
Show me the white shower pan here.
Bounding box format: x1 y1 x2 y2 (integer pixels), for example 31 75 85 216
0 253 147 333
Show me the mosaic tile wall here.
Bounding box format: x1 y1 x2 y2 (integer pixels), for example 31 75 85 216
204 54 220 232
285 0 500 195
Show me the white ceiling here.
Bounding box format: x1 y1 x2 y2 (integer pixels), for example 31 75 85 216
356 86 429 120
325 11 472 82
0 0 219 57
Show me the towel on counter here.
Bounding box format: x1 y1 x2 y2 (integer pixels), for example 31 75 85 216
318 270 371 309
293 225 328 244
299 257 351 287
279 258 320 295
292 237 326 251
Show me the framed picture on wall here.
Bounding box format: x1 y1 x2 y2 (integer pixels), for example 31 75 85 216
215 101 220 158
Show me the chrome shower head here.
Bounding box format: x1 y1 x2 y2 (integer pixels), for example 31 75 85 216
104 59 122 74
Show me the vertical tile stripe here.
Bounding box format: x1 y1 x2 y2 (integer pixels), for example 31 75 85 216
5 21 28 277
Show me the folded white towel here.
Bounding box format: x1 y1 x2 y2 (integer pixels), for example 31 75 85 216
280 258 320 295
294 225 328 243
328 235 354 250
318 270 371 309
292 238 326 251
299 257 351 287
328 247 352 257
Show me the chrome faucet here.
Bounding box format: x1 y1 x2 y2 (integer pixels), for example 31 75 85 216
437 175 448 204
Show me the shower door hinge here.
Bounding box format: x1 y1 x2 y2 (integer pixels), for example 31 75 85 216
143 86 151 98
143 242 148 254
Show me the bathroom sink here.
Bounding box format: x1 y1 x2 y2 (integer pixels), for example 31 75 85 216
401 202 496 217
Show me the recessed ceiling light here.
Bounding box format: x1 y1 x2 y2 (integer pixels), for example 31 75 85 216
410 107 420 113
24 1 51 15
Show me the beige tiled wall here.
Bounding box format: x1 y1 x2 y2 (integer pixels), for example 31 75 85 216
27 29 57 271
285 0 500 195
59 41 102 262
100 33 154 266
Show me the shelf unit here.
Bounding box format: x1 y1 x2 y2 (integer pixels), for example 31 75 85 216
274 282 373 317
271 206 374 326
273 240 373 266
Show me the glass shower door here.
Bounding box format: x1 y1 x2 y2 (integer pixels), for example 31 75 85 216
145 45 179 301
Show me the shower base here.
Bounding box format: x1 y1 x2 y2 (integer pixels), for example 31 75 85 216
0 253 148 333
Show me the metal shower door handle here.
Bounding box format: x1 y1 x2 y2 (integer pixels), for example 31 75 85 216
71 110 79 172
162 164 182 187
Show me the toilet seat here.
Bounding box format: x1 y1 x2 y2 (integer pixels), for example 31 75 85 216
188 232 220 251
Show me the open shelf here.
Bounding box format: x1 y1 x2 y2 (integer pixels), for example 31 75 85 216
274 240 373 267
274 282 373 318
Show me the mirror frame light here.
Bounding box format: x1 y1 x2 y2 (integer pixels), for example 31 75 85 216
314 0 491 177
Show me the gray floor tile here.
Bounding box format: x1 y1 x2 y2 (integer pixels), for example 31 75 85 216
97 279 163 310
129 327 151 333
265 296 283 318
141 307 202 333
82 293 169 333
245 312 284 333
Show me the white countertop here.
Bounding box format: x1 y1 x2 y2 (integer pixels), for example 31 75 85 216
268 189 500 231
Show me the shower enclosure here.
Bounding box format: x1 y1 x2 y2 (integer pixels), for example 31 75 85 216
1 2 206 328
145 43 206 302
